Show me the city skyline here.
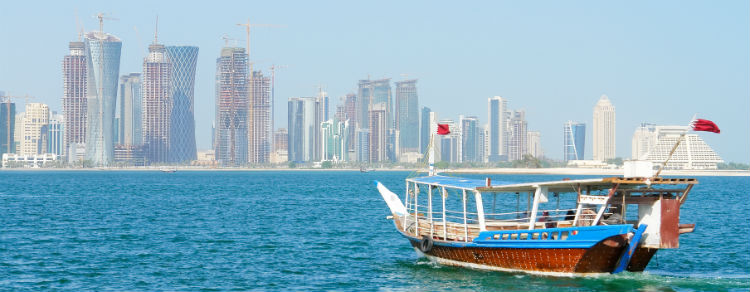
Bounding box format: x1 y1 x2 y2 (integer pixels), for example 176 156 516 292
0 1 747 162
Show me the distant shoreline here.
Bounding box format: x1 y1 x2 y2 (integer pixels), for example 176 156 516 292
2 167 748 176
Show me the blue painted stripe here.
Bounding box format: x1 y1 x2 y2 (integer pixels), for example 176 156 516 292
404 225 634 249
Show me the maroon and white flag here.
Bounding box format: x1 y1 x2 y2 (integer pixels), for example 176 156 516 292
437 124 450 135
690 118 720 134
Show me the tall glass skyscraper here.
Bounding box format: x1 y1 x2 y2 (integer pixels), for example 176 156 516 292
460 116 479 162
287 97 319 162
564 121 585 161
84 31 121 166
166 46 199 163
1 96 15 155
420 106 431 154
119 73 142 146
488 96 507 162
215 47 249 166
395 79 419 154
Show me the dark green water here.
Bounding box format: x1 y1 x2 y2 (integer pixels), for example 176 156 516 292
0 170 748 291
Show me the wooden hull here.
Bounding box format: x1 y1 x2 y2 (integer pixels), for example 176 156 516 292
408 234 654 274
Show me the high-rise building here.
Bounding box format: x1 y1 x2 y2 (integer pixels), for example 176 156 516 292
368 103 387 163
395 79 419 155
321 119 349 162
287 97 319 162
420 106 431 154
13 112 24 154
249 71 271 164
22 103 50 155
593 95 616 161
215 47 249 166
563 121 585 161
639 125 723 169
318 88 329 123
357 78 392 131
62 40 88 157
527 131 542 158
47 113 65 156
0 96 15 155
273 128 288 152
166 46 199 163
119 73 142 146
460 116 479 162
84 31 122 166
507 110 527 161
488 96 507 162
438 120 460 163
356 129 369 162
631 123 657 160
142 41 171 164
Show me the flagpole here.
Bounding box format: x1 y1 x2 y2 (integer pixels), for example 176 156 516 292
654 132 686 177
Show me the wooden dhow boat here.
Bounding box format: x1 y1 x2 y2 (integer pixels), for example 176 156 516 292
375 174 696 275
375 127 696 275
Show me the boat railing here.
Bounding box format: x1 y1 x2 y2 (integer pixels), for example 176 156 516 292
401 204 606 241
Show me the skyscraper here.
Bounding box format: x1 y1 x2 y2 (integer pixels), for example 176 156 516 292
119 73 142 146
507 110 527 161
460 116 479 162
593 95 616 161
631 123 657 160
287 97 319 162
0 96 14 155
488 96 507 162
395 79 419 155
62 40 87 157
249 71 271 164
420 106 431 154
84 31 121 166
527 131 542 158
166 46 199 163
47 113 64 156
320 119 349 162
142 41 171 164
22 103 50 155
215 47 249 166
368 103 387 163
563 121 585 161
357 78 392 131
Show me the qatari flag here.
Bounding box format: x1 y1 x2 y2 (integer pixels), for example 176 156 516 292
690 118 720 133
437 124 451 135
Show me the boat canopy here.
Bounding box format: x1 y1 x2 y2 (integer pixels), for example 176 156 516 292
407 175 697 193
407 175 499 190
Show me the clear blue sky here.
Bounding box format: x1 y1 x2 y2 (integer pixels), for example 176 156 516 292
1 0 748 162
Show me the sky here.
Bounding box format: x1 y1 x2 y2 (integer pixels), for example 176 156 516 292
0 0 748 162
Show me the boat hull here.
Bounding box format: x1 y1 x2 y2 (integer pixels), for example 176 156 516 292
407 234 641 274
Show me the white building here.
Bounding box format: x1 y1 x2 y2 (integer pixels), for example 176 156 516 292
593 95 616 161
2 153 57 168
527 131 542 158
633 125 723 170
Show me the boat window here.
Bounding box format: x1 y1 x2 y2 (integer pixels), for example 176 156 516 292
493 234 500 240
519 233 528 240
531 233 539 240
551 232 559 240
560 231 569 240
541 232 548 240
502 234 509 240
510 233 518 240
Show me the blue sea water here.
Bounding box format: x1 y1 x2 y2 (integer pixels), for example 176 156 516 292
0 170 748 291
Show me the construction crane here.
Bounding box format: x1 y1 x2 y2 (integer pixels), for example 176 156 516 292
0 94 34 154
268 64 288 150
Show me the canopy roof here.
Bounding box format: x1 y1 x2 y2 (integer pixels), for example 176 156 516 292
407 175 697 193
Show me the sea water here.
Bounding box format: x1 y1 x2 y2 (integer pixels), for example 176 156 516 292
0 170 748 291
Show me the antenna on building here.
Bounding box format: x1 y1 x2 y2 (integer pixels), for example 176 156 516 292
153 15 159 44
